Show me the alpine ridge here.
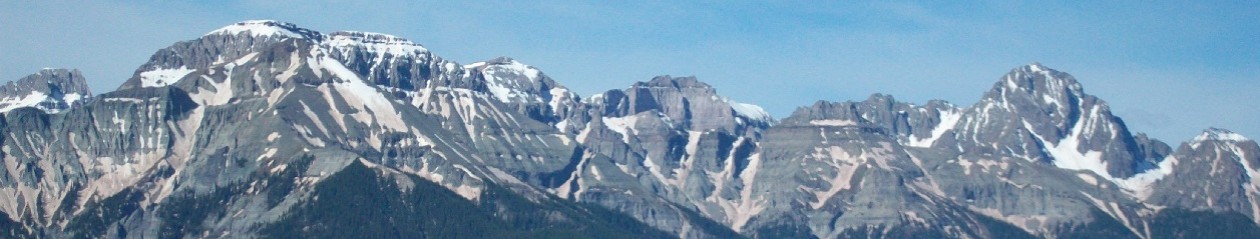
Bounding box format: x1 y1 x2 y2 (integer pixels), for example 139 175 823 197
1 20 1256 239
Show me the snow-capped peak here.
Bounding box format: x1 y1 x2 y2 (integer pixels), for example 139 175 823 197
472 57 541 79
325 31 428 55
206 20 319 39
465 57 548 103
1193 128 1251 143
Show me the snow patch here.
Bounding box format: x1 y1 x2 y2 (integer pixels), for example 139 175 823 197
810 119 857 126
602 116 639 144
1077 173 1099 186
1022 107 1111 180
728 101 774 123
138 67 195 88
547 87 573 116
63 93 83 105
0 92 48 112
256 148 277 161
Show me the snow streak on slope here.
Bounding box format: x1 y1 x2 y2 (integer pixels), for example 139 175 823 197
0 92 49 112
908 109 961 148
308 52 409 132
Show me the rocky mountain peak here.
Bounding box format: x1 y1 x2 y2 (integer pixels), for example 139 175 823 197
590 75 770 135
988 63 1086 111
465 56 541 79
480 56 521 65
864 93 897 106
780 100 873 127
465 57 549 92
953 63 1160 179
462 56 580 126
4 68 91 96
637 75 712 89
975 63 1098 141
0 68 92 113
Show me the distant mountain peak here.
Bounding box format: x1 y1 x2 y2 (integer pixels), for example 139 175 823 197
466 56 534 70
1193 128 1251 143
997 63 1083 95
205 19 321 39
953 63 1163 179
466 57 550 97
1027 61 1045 69
978 63 1094 123
781 100 872 127
9 68 90 94
485 56 519 64
638 75 711 89
0 68 92 113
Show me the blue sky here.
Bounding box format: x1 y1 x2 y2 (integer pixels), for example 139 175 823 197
2 1 1257 143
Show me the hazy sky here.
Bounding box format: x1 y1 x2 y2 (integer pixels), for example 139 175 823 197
2 1 1257 143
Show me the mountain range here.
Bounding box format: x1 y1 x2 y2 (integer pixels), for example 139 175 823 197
1 20 1257 239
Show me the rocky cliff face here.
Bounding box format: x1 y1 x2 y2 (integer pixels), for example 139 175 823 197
1 20 1257 239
